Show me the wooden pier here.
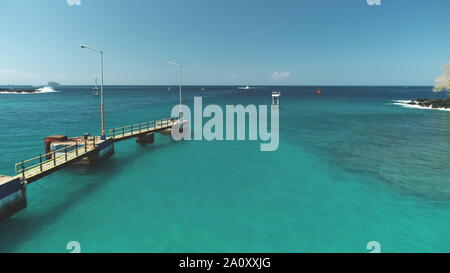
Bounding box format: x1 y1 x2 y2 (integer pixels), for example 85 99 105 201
13 137 99 184
11 117 179 183
1 117 180 219
109 117 176 142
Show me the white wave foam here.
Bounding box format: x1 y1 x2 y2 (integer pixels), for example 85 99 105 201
393 100 412 104
392 100 450 112
35 86 59 93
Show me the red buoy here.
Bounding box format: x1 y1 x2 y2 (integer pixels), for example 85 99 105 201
316 88 321 95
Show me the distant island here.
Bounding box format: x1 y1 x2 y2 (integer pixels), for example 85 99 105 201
47 81 61 87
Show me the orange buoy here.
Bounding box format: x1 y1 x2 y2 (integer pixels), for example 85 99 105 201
316 88 321 95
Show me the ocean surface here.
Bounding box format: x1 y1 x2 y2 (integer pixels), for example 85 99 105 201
1 85 450 253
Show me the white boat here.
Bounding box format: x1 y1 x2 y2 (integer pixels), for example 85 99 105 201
272 91 281 97
238 85 252 90
272 91 281 105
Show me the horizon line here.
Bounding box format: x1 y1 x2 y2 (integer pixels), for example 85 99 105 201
0 84 435 87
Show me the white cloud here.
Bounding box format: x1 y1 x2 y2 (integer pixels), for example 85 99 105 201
270 71 290 80
67 0 81 6
0 69 16 75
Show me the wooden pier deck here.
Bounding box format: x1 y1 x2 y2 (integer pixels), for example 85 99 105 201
0 117 181 219
109 117 177 142
10 117 179 184
13 137 99 183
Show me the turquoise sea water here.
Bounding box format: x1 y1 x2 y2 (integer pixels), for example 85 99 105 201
1 85 450 253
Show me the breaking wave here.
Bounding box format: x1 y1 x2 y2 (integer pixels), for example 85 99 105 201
35 86 59 93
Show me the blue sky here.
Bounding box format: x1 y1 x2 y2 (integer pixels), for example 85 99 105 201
0 0 449 85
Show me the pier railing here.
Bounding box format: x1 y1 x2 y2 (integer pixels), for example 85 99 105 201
109 118 175 139
14 137 97 178
10 118 177 181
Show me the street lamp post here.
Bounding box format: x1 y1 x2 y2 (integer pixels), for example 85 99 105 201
168 61 182 120
80 45 106 139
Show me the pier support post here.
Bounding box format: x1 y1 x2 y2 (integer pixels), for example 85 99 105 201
76 138 114 165
0 176 27 220
136 133 155 144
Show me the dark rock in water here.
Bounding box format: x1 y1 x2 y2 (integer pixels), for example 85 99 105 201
408 98 450 109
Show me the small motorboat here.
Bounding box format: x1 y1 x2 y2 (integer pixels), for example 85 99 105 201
238 85 252 90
